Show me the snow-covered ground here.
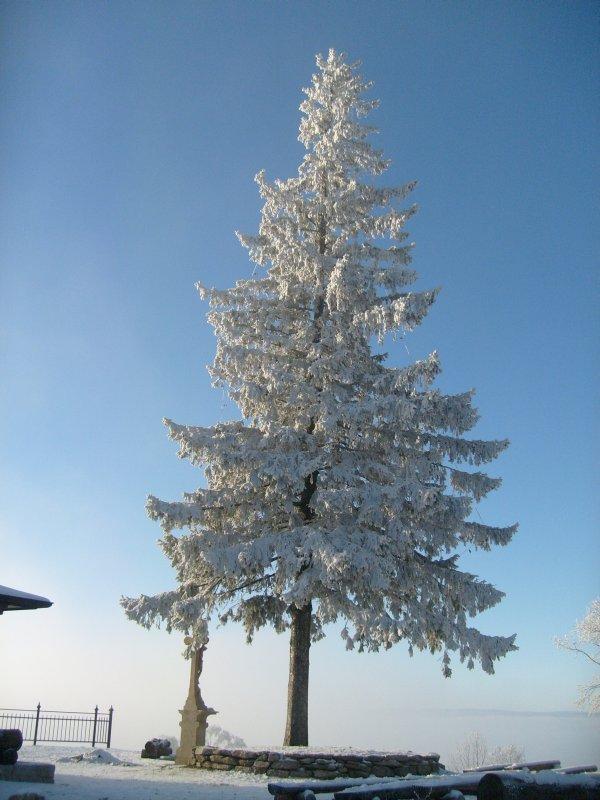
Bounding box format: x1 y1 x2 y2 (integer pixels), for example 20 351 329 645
0 745 273 800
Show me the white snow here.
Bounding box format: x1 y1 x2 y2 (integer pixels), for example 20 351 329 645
335 768 600 798
0 745 273 800
56 747 134 765
0 745 443 800
4 747 596 800
249 745 439 759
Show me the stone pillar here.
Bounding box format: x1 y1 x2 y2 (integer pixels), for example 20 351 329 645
175 637 217 766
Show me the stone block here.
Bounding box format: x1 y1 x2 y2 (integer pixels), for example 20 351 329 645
276 758 300 769
287 769 311 778
231 749 259 759
209 755 237 764
372 765 394 777
0 763 55 784
313 770 338 779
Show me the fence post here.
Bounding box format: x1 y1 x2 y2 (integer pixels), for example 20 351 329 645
33 703 41 745
107 706 113 748
91 705 98 747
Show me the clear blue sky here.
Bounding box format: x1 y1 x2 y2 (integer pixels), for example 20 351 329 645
1 1 598 759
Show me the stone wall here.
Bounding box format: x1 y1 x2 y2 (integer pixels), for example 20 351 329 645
193 746 441 780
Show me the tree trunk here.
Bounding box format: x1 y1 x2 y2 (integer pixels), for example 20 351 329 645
282 173 326 747
283 601 312 745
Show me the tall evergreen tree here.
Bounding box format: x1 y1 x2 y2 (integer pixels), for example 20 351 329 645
122 50 517 746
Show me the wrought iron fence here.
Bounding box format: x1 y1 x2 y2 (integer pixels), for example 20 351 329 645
0 704 113 747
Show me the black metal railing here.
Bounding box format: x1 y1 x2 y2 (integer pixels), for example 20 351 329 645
0 704 113 747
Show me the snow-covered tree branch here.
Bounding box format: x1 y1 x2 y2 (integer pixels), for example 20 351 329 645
122 49 517 745
556 598 600 712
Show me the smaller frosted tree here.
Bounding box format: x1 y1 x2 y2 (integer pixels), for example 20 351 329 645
448 732 489 772
449 733 525 771
556 598 600 712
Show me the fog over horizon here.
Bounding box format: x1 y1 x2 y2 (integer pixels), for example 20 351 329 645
3 608 598 766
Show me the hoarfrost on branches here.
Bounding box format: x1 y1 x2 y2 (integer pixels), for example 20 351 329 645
206 725 246 749
122 49 517 677
153 727 246 751
489 743 526 766
556 598 600 712
448 732 525 772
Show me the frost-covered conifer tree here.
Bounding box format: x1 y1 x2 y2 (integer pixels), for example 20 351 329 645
122 50 517 746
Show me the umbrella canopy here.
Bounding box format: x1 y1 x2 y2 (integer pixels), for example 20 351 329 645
0 584 52 614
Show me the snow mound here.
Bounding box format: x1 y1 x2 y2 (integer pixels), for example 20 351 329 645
57 748 133 766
